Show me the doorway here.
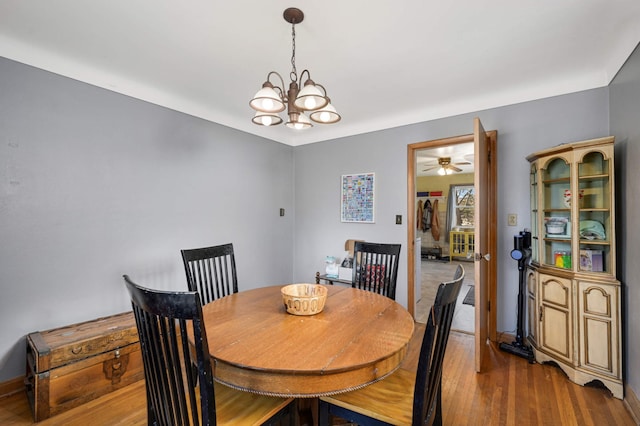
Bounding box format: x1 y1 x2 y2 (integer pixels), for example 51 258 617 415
406 124 498 361
414 144 476 333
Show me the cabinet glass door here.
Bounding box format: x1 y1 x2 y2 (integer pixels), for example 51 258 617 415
577 151 611 274
530 164 539 263
541 157 572 269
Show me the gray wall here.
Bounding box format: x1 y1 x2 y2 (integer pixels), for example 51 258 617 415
610 43 640 399
2 47 637 402
293 90 609 321
0 57 295 381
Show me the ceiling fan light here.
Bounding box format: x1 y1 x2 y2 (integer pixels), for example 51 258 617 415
286 112 313 130
252 111 283 126
250 84 285 113
309 101 341 124
294 81 328 111
437 167 447 176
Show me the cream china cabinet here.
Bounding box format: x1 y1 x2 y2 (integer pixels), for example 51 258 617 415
526 136 622 399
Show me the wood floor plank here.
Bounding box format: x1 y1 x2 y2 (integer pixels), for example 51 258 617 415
0 331 635 425
526 361 542 425
439 334 635 426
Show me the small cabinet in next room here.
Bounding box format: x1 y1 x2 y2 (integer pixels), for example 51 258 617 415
449 230 474 262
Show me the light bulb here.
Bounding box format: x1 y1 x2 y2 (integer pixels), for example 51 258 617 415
262 115 273 126
304 97 316 110
262 98 274 111
438 168 446 176
319 111 331 122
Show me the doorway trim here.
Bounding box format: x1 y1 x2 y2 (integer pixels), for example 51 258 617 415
407 131 498 341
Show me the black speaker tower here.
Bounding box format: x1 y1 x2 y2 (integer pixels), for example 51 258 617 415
499 230 535 362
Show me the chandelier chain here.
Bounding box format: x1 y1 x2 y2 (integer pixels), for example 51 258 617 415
290 22 297 82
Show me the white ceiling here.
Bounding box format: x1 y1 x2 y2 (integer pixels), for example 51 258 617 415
1 1 639 147
417 143 475 176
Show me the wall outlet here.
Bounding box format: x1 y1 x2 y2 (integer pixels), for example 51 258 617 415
507 214 517 226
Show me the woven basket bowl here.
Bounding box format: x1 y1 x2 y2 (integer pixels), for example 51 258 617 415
281 284 328 316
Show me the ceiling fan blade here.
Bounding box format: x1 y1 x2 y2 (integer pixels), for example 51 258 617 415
422 166 438 172
453 161 471 166
417 153 441 159
449 165 463 172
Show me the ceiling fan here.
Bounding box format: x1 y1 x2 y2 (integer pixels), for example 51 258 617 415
422 157 471 175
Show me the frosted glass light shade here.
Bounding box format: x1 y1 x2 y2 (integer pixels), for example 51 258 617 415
252 111 283 126
293 83 328 111
309 102 341 124
286 112 313 130
250 85 285 113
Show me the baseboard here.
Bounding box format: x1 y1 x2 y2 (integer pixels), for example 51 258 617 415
624 383 640 425
0 376 25 398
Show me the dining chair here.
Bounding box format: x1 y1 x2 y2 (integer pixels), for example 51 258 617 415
181 243 238 305
318 265 465 426
352 241 402 300
123 275 294 426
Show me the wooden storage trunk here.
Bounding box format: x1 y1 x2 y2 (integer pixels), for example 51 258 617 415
25 311 144 422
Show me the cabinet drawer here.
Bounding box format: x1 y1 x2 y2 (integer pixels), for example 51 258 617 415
539 274 571 308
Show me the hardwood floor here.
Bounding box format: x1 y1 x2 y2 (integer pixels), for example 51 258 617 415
1 329 635 425
0 380 147 425
416 259 474 333
440 334 634 425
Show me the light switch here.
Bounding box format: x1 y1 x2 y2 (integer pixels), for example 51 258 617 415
395 215 402 225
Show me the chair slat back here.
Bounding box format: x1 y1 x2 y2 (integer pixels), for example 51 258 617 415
124 275 216 426
352 242 401 300
413 265 465 425
181 243 238 305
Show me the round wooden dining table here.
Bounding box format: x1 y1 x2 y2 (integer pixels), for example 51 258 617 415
200 284 415 397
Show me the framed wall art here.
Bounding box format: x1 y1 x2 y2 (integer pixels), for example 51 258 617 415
341 172 375 223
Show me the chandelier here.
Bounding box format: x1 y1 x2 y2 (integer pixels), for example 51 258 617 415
249 8 340 130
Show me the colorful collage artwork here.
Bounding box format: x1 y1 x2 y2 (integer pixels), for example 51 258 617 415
341 173 375 223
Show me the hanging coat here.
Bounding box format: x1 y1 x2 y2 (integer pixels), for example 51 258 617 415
417 200 424 230
423 200 432 232
431 199 440 241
